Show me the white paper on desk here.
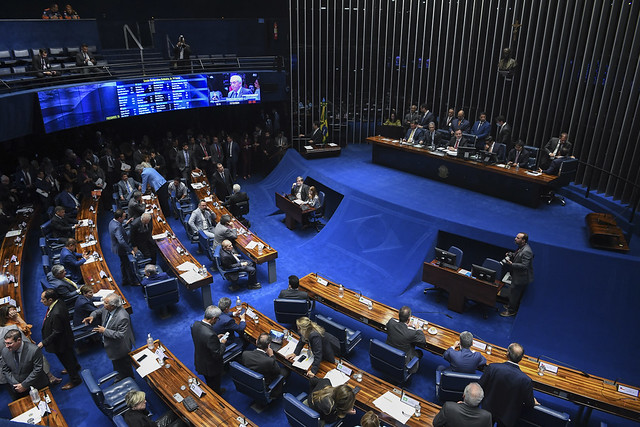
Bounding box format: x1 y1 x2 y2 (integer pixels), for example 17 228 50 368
176 261 197 271
135 350 163 378
328 143 338 147
323 369 350 387
304 145 314 150
292 349 313 370
79 241 96 249
142 195 152 200
94 289 114 299
180 270 203 284
83 256 96 264
38 401 50 416
495 163 507 168
11 407 42 424
191 183 204 189
16 207 33 214
458 268 471 277
204 196 213 202
472 340 487 351
245 241 258 250
293 199 304 205
526 171 542 176
278 340 298 356
372 391 413 424
539 361 558 374
152 232 168 240
5 230 21 237
77 219 90 227
446 149 458 156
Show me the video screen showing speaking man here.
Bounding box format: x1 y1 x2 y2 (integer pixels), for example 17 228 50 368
207 73 260 105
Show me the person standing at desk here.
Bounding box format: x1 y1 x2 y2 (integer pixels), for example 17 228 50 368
500 233 534 317
191 305 228 394
291 176 310 201
285 316 340 378
385 306 426 373
299 121 323 145
1 330 49 399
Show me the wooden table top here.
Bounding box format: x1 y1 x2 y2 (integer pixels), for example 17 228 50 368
189 170 277 265
147 193 213 291
367 135 558 185
239 302 440 426
8 386 68 426
76 192 131 312
130 340 257 427
298 273 640 422
0 206 35 318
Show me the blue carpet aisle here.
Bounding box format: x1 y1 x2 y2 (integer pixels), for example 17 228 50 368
1 144 638 426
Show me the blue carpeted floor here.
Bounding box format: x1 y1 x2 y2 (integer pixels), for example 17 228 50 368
2 144 638 426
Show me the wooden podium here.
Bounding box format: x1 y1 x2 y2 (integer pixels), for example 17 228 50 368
585 213 629 252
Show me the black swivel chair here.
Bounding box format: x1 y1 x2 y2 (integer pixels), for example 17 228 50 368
540 158 578 206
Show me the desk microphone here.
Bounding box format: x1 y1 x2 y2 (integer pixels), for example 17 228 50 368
537 354 590 378
413 311 453 319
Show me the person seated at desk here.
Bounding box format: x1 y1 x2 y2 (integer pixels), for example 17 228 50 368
540 132 573 170
213 214 237 248
75 44 98 74
127 191 146 219
506 141 530 168
189 200 217 240
141 264 169 287
60 238 88 284
440 331 486 373
285 316 341 378
539 146 573 175
383 112 401 126
50 206 77 242
484 136 506 162
448 129 472 151
32 48 59 78
308 378 356 423
299 121 323 145
123 390 185 427
116 172 141 204
423 122 440 148
241 333 289 398
54 183 80 217
278 275 309 300
219 239 261 290
291 176 310 201
213 297 247 346
47 264 81 301
403 120 425 144
432 382 492 427
386 305 426 373
306 186 321 209
73 285 101 328
223 183 250 222
360 411 381 427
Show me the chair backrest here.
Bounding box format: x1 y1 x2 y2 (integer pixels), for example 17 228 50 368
229 361 271 405
12 49 30 60
80 369 107 416
448 245 463 268
317 191 325 212
144 278 179 309
235 200 249 216
315 314 348 352
283 392 322 427
436 369 482 403
273 298 312 324
524 145 539 169
519 404 571 427
42 255 51 275
41 220 52 237
481 258 503 282
556 158 578 185
369 338 408 380
198 230 215 260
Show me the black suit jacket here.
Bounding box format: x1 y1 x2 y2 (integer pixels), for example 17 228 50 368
194 143 213 169
293 330 340 375
212 169 233 199
507 148 530 167
129 217 155 256
479 361 535 427
50 214 75 239
278 289 309 300
191 320 226 377
496 123 512 146
225 191 249 217
41 299 73 353
291 183 310 201
418 111 435 127
385 319 426 362
306 128 323 145
433 401 492 427
241 349 283 385
32 54 53 77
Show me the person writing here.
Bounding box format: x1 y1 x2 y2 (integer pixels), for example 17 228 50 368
285 316 340 377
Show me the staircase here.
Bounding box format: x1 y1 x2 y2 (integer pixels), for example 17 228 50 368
100 48 170 78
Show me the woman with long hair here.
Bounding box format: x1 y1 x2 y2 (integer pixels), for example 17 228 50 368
285 316 340 377
310 381 356 422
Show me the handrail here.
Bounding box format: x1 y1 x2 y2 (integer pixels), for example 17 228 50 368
165 34 174 61
123 24 145 75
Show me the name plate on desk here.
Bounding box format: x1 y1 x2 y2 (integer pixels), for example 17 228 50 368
618 385 639 397
316 277 329 286
358 296 372 306
539 362 558 374
189 382 205 398
472 340 487 351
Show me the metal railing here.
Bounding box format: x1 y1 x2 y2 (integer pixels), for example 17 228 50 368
123 24 145 75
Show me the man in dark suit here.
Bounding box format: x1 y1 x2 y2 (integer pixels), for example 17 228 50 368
451 110 471 134
448 129 472 151
109 209 138 286
127 191 146 219
440 108 455 130
423 122 441 148
540 132 573 170
227 74 253 98
278 275 309 299
441 331 486 373
403 121 425 144
433 382 492 427
141 264 169 287
194 138 215 177
224 184 250 221
50 206 76 241
220 239 261 289
116 172 141 203
470 112 492 149
75 44 97 74
385 306 426 373
300 121 323 145
83 293 135 381
38 289 81 390
59 238 88 284
495 115 513 152
32 48 59 78
484 136 506 162
224 135 241 180
539 147 572 175
506 141 530 168
176 143 195 183
54 183 80 217
191 305 228 393
212 162 233 200
291 176 310 201
99 148 118 186
417 104 435 129
130 213 157 263
213 297 247 345
242 333 289 398
501 233 534 317
479 343 538 427
1 330 49 399
47 264 80 301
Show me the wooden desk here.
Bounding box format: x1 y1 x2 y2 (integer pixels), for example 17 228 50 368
301 143 342 159
190 170 278 283
147 193 214 307
275 192 315 230
367 136 558 207
75 192 131 313
8 386 68 426
298 273 640 422
238 303 440 426
585 213 629 252
130 340 256 427
422 261 503 313
0 206 34 318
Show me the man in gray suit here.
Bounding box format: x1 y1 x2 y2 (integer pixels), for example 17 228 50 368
116 172 141 203
188 200 217 239
2 330 49 399
191 305 228 394
213 214 237 248
385 306 426 373
433 382 492 427
83 293 135 381
501 233 534 317
176 143 195 183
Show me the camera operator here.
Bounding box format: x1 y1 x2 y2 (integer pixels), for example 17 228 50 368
173 35 191 72
500 233 534 317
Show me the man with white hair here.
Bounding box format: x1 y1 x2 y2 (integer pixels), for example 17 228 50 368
224 183 250 225
227 74 252 98
442 331 486 373
191 305 228 393
432 382 492 426
83 293 135 381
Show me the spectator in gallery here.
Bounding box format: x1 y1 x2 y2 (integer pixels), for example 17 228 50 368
32 48 59 78
75 44 97 74
173 35 191 71
62 4 80 19
42 3 61 19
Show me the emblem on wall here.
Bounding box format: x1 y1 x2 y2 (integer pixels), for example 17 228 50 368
438 165 449 179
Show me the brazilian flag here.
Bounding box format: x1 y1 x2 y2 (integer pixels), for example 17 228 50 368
320 99 329 144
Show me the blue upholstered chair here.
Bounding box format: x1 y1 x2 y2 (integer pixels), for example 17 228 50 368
80 369 141 418
273 298 313 325
198 229 215 260
448 245 463 268
524 145 539 169
143 277 179 311
40 220 64 251
112 414 128 427
283 392 343 427
369 338 418 384
518 404 571 427
482 257 503 281
435 368 482 403
315 314 362 355
308 191 325 232
213 245 248 287
42 254 51 275
229 361 285 406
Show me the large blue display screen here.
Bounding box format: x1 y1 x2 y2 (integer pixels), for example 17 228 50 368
38 72 261 133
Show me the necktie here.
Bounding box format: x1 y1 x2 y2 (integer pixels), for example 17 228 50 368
455 138 460 149
107 156 113 168
221 171 225 181
409 129 416 142
184 151 189 166
126 180 132 193
65 277 79 290
229 143 233 157
477 122 481 131
515 151 520 163
202 144 208 157
215 145 221 158
230 91 237 98
14 350 19 367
